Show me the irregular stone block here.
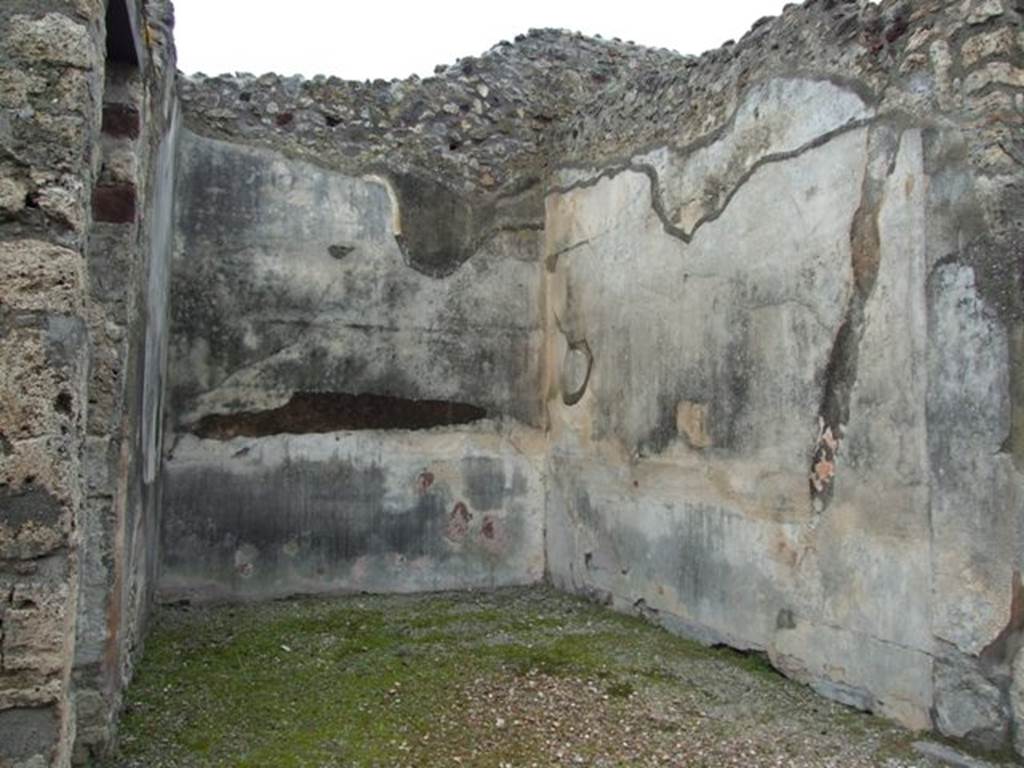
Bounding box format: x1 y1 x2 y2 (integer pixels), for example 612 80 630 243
0 67 46 109
0 671 62 710
2 559 71 676
0 239 84 314
965 62 1024 93
933 651 1008 748
965 0 1005 25
0 330 66 443
35 181 85 233
4 13 95 69
0 487 67 560
960 27 1020 68
0 437 76 520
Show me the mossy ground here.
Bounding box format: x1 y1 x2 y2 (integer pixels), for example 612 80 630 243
104 587 964 767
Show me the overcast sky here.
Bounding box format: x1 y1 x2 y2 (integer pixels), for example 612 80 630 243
173 1 792 81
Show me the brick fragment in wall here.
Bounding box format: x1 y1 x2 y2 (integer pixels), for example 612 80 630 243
101 104 141 138
92 183 136 223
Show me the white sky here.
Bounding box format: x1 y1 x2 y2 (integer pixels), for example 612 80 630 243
173 1 792 81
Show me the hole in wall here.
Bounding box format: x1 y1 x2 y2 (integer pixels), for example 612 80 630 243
54 392 72 415
105 0 141 66
191 391 488 439
327 244 354 259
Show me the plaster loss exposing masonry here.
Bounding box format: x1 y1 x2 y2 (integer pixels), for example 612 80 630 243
0 0 1023 764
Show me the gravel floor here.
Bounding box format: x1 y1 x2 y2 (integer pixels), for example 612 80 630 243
103 587 1012 767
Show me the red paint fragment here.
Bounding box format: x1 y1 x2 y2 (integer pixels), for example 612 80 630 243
454 502 471 523
446 501 472 541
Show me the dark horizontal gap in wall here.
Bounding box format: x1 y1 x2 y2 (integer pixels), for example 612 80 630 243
191 391 488 439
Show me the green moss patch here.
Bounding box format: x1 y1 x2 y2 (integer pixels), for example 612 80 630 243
106 587 931 767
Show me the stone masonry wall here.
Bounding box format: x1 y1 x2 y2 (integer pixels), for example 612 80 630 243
174 0 1024 757
70 0 178 762
0 1 177 765
0 4 108 765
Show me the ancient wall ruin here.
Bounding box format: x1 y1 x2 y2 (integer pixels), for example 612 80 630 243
1 0 1023 765
0 0 177 764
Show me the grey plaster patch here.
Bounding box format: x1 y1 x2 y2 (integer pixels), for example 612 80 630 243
0 705 59 760
0 487 63 528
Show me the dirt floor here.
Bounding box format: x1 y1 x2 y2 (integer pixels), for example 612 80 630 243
103 587 1013 767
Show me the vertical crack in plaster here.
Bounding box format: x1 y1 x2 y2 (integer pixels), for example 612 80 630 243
811 125 899 510
0 582 12 670
1003 315 1024 472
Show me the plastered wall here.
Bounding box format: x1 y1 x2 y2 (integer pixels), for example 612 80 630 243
164 0 1024 756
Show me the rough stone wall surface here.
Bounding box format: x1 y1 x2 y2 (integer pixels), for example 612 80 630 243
70 0 178 762
0 1 177 765
0 3 107 765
